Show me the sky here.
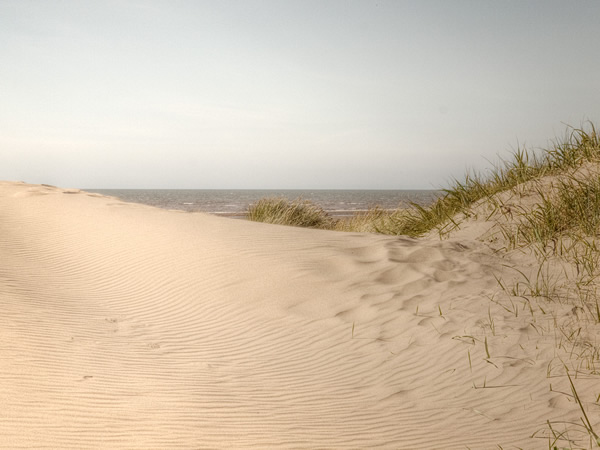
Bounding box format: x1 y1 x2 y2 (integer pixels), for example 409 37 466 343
1 0 599 189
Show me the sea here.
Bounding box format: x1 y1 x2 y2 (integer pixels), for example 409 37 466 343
84 189 442 219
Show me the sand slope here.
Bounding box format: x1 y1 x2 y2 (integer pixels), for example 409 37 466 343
0 181 595 448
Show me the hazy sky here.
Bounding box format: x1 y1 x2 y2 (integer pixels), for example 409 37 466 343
2 0 599 189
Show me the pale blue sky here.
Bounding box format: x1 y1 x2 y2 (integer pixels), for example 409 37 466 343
2 0 599 189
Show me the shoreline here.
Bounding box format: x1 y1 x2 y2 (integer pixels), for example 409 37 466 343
83 187 441 218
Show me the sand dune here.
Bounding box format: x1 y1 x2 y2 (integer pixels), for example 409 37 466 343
0 180 595 448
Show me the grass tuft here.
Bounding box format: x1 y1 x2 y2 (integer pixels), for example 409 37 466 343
387 123 600 237
514 177 600 250
246 197 335 229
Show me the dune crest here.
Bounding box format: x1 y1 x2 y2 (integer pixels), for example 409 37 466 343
0 181 595 448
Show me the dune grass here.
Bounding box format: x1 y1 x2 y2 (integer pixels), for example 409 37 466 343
246 197 336 229
387 124 600 238
247 124 600 239
333 207 402 234
246 198 403 233
502 176 600 252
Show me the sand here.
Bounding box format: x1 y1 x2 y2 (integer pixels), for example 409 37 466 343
0 180 596 449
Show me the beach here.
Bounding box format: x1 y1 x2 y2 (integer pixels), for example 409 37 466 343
0 180 596 448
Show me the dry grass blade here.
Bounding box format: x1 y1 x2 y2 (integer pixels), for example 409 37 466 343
565 368 600 444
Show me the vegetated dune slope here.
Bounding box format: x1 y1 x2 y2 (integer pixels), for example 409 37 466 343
0 181 595 449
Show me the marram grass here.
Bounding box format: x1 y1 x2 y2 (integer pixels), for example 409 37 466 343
247 198 402 233
247 123 600 238
333 207 402 234
515 177 600 249
246 197 335 229
389 123 600 237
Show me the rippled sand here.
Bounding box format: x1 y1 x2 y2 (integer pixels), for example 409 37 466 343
0 181 589 448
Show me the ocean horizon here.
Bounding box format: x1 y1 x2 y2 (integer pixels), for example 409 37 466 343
84 189 442 218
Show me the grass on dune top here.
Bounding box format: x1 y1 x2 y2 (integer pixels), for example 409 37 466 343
246 124 600 239
247 197 400 234
246 197 336 230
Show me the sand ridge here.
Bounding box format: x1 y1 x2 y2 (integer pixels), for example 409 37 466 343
0 181 594 448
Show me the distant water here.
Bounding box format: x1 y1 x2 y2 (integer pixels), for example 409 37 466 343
84 189 442 218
